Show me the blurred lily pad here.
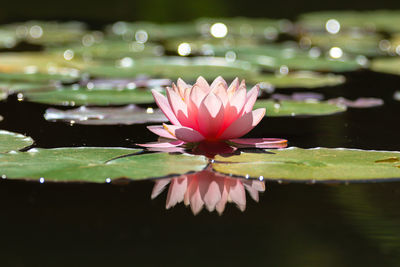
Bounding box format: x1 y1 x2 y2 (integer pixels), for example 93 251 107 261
371 57 400 76
106 21 197 41
254 99 346 117
0 52 86 82
213 44 363 72
0 81 56 94
327 97 384 108
298 10 400 33
213 147 400 182
1 21 87 46
0 29 18 48
23 86 156 106
302 32 382 56
44 105 167 125
0 130 33 153
50 40 164 60
86 56 258 81
252 71 345 89
0 148 207 183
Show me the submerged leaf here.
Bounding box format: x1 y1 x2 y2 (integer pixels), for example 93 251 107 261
253 99 346 117
0 148 207 182
44 105 167 125
0 130 33 153
213 147 400 182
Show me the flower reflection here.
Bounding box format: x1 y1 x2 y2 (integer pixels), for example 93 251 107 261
151 168 265 215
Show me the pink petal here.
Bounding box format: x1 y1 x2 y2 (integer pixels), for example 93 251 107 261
151 89 181 126
147 125 177 139
177 78 190 96
242 85 260 114
189 84 207 109
195 76 210 93
227 179 246 211
216 179 229 215
166 176 188 209
229 138 288 148
188 177 204 215
197 172 223 212
211 82 229 106
151 179 171 199
218 108 266 140
197 92 225 138
227 77 240 96
164 124 205 142
221 87 247 130
210 76 227 90
166 87 191 126
136 140 185 148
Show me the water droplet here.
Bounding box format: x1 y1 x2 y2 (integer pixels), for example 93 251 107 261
1 174 6 179
105 178 111 183
210 23 228 38
258 176 264 181
329 47 343 59
63 49 74 61
325 19 340 34
17 93 24 101
39 177 45 183
146 107 154 114
245 174 250 179
225 51 236 63
135 30 148 44
177 42 191 56
29 25 43 39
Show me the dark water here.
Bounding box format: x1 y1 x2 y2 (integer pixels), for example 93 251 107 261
0 70 400 266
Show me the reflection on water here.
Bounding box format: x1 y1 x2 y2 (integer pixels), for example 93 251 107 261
151 167 265 215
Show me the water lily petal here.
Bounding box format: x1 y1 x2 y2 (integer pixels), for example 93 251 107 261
219 108 266 140
210 76 227 90
212 82 229 106
166 87 190 126
198 172 223 212
227 179 246 211
216 179 229 215
165 124 205 142
147 125 177 139
227 77 240 97
136 140 184 148
242 84 260 114
229 138 288 148
166 176 188 209
177 78 190 96
151 89 181 126
151 179 171 199
195 76 210 93
198 92 225 138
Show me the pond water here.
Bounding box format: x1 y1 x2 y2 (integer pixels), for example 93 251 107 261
0 68 399 266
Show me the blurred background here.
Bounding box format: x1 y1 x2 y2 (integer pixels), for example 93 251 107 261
2 0 400 25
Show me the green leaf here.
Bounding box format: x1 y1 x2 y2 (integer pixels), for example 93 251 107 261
44 105 167 125
23 87 156 106
0 148 207 183
254 99 346 116
0 81 56 94
86 56 258 81
0 130 33 153
212 148 400 182
371 57 400 76
251 71 345 89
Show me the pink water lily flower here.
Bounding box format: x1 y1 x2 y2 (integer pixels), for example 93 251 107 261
140 76 287 149
151 169 265 215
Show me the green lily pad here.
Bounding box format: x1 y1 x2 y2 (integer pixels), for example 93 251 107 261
298 10 400 33
253 99 346 117
44 105 167 125
1 21 87 46
196 17 291 38
86 56 258 80
106 21 197 41
23 86 156 106
212 44 363 72
0 130 33 153
0 52 86 82
0 29 18 48
213 148 400 182
251 71 345 89
49 40 164 60
302 32 383 57
0 148 207 183
371 57 400 76
0 81 56 94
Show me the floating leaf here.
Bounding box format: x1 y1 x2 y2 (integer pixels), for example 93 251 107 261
50 40 164 60
0 130 33 153
302 32 382 57
79 78 171 89
298 10 400 33
371 57 400 76
23 87 156 106
212 148 400 182
0 148 207 183
252 71 345 89
270 92 324 101
0 81 56 94
253 99 346 117
86 56 258 80
44 105 167 125
327 97 384 108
